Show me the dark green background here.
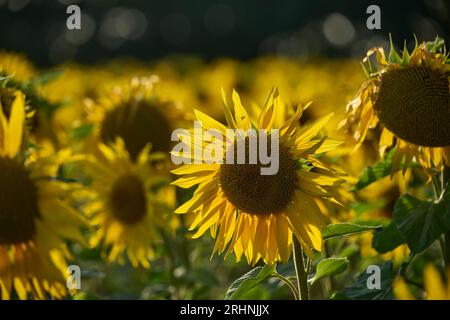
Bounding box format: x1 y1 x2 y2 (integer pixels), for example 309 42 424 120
0 0 448 65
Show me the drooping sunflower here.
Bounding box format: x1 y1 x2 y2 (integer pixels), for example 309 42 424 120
0 90 86 299
85 76 189 161
81 138 174 268
340 37 450 173
172 88 345 265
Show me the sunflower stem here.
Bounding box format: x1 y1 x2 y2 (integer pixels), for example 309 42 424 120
433 170 450 269
293 237 309 300
444 232 450 269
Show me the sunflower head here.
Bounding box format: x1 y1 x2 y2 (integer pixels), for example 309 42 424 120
172 88 346 265
0 89 87 299
343 37 450 148
0 51 36 82
87 76 187 161
219 135 298 215
81 138 174 268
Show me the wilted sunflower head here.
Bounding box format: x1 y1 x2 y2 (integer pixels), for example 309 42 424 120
343 37 450 148
340 37 450 174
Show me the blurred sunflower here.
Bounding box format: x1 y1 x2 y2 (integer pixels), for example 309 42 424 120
340 38 450 174
172 88 345 265
81 139 173 268
0 90 86 299
0 51 36 81
395 264 450 300
85 76 188 161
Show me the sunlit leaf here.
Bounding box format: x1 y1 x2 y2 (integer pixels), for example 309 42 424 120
225 265 275 300
353 148 397 191
322 223 380 240
310 258 349 284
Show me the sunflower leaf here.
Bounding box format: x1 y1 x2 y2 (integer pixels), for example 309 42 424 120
322 222 380 240
393 186 450 254
0 74 10 86
310 258 349 285
353 148 397 191
225 265 275 300
71 124 94 140
372 221 406 254
331 262 393 300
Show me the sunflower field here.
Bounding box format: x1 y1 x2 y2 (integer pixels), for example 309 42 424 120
1 4 450 300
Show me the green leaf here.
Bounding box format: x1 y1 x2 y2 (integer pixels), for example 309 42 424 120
393 187 450 253
332 262 393 300
0 74 10 85
372 221 406 254
310 258 349 284
225 265 275 300
71 124 94 140
322 223 380 240
349 200 386 215
353 148 396 191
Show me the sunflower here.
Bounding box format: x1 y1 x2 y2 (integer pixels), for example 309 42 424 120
340 37 450 174
0 51 36 82
0 90 86 299
172 88 345 265
85 76 189 161
395 264 450 300
81 138 174 268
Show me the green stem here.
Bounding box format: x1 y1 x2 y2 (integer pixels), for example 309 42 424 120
444 232 450 269
293 237 309 300
323 242 334 293
271 273 299 300
432 172 450 269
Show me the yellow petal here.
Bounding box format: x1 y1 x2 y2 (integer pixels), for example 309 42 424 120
7 91 25 157
231 89 251 130
295 113 334 144
194 109 228 134
221 88 239 129
258 87 278 130
424 265 447 300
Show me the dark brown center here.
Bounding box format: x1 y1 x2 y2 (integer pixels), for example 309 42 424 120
100 101 172 160
219 136 298 215
0 157 40 245
110 173 147 225
374 66 450 147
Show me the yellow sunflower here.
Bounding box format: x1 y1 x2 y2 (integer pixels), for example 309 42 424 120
81 139 174 268
172 88 345 265
85 76 189 161
340 37 450 174
0 90 86 299
0 51 36 82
